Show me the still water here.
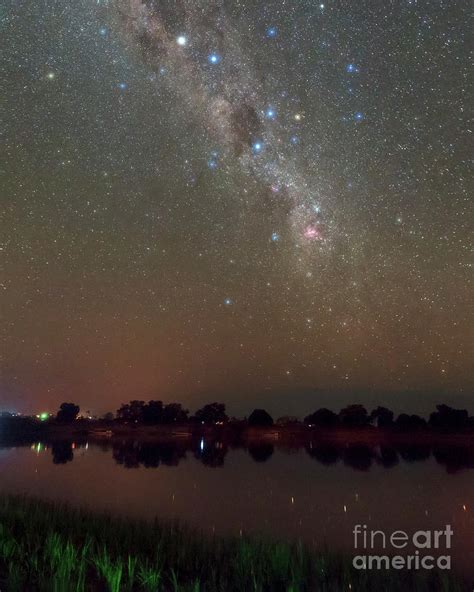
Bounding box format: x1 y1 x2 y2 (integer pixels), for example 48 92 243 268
0 438 473 580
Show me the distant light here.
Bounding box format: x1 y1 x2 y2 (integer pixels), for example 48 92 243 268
208 53 221 65
290 135 299 145
224 297 233 305
118 82 128 90
354 111 364 121
294 113 302 121
99 27 107 36
177 35 187 46
208 159 218 170
38 413 49 421
266 27 278 38
200 438 205 451
346 63 358 73
252 141 263 154
320 3 325 9
271 232 280 242
46 72 55 80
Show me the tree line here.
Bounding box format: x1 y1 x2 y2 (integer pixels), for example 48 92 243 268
44 401 474 430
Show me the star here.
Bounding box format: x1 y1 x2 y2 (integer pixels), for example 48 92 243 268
176 35 187 47
265 107 276 120
208 53 221 65
266 27 278 38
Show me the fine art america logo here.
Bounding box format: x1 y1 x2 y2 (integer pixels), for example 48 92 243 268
352 524 453 570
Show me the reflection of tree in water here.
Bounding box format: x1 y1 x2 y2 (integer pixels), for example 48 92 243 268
49 438 474 473
433 445 474 473
247 443 274 463
305 443 339 465
194 441 228 467
112 441 187 469
397 444 431 463
51 441 74 464
376 446 399 468
342 445 373 471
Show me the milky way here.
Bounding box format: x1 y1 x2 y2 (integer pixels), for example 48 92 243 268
2 0 472 415
114 0 334 263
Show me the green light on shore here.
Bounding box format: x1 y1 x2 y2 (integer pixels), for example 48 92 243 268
39 413 49 421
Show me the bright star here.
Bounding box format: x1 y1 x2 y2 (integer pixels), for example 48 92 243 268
224 298 233 306
46 72 55 80
346 63 358 73
271 232 280 242
252 141 263 154
265 107 276 120
354 111 364 121
99 27 107 36
290 135 299 145
208 53 221 65
266 27 278 38
118 82 128 90
177 35 187 46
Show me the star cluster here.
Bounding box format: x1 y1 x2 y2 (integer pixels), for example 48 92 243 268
1 0 472 414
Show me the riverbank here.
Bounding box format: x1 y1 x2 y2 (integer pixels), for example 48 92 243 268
0 494 466 591
1 416 473 447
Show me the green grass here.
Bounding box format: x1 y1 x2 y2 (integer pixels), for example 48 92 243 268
0 494 467 591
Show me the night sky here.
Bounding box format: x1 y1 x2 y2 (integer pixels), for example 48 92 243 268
2 0 472 416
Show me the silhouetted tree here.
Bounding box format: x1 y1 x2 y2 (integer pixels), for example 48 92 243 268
102 412 114 422
116 400 146 423
143 400 163 425
194 403 228 425
304 408 339 427
396 414 426 430
248 409 274 427
339 405 369 428
56 403 80 423
162 403 189 424
275 416 300 426
370 406 394 428
429 405 469 429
